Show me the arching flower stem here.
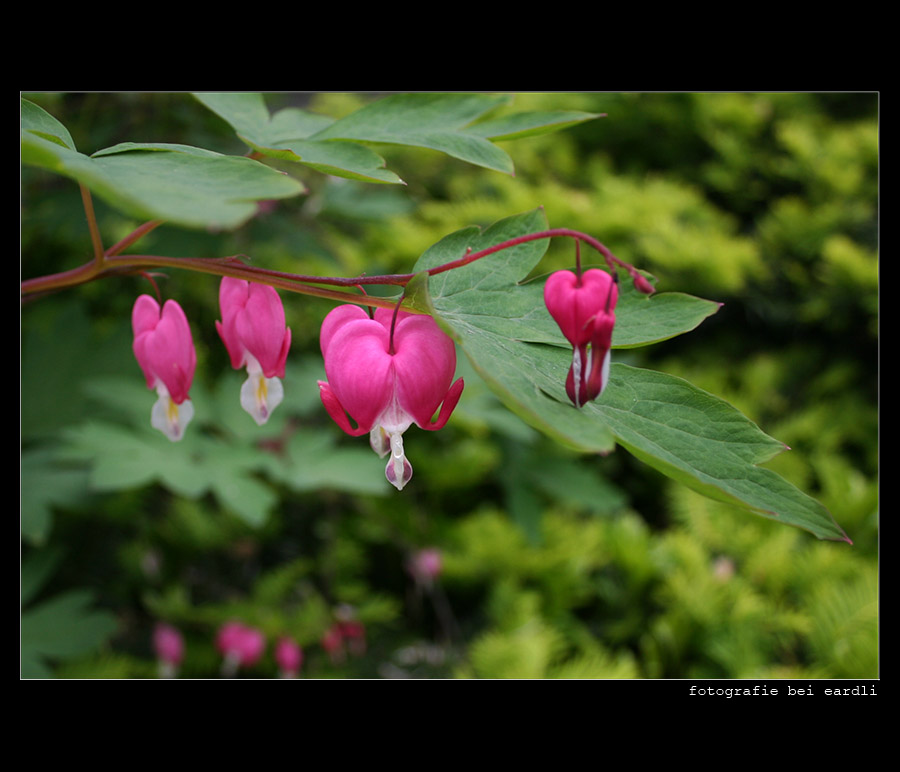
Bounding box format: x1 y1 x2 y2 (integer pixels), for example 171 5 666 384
22 215 652 306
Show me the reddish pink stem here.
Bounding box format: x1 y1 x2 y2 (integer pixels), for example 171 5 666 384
22 223 636 309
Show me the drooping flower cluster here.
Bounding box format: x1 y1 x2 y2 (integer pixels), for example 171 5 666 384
318 305 464 491
128 232 648 490
543 268 618 407
131 278 291 440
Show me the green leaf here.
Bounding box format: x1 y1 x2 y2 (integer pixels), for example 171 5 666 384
21 301 131 441
465 110 604 141
21 590 117 678
193 92 402 184
596 364 847 541
60 421 278 527
191 92 274 137
261 428 390 496
21 98 76 149
21 98 304 229
21 548 63 607
312 93 516 174
409 210 719 348
411 210 847 541
254 138 403 184
21 449 91 546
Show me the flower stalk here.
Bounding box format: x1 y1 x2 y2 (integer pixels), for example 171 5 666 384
22 196 652 312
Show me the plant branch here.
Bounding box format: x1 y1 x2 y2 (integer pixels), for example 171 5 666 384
21 226 646 309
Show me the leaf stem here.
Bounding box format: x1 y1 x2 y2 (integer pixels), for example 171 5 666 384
79 184 105 264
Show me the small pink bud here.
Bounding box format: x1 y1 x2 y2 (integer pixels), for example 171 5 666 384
408 548 443 584
216 277 292 426
132 295 197 441
544 270 618 407
632 272 655 294
318 305 464 491
275 637 303 677
216 621 266 673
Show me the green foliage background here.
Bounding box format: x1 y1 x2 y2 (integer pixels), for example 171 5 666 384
21 92 878 679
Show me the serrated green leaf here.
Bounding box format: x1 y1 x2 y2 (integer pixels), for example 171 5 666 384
411 210 847 541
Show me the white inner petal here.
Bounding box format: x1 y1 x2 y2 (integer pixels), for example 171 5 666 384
571 347 584 406
376 391 414 436
151 385 194 442
370 426 391 458
599 349 611 396
241 373 284 426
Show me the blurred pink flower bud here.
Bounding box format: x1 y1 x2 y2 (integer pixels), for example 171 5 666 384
320 623 345 664
408 548 443 585
216 277 292 425
153 622 184 677
544 269 618 407
216 621 266 674
275 637 303 678
132 295 197 440
318 305 464 490
339 620 367 657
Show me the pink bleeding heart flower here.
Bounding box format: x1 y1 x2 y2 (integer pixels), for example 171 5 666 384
153 622 185 678
132 295 197 441
544 268 618 408
275 637 303 678
216 621 266 675
216 277 292 426
318 305 464 491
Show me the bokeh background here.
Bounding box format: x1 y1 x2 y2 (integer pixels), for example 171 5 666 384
21 92 878 679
